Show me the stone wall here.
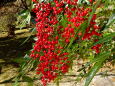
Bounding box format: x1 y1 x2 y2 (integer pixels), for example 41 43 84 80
0 0 22 32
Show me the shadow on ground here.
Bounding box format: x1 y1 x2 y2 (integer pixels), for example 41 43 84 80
0 29 35 64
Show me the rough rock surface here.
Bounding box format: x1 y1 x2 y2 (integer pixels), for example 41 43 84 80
0 59 114 86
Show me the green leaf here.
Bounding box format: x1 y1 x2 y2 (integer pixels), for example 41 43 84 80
20 28 36 46
67 21 87 49
84 51 111 86
77 0 83 4
54 76 62 86
22 76 33 82
88 0 101 25
16 10 31 29
13 77 20 86
33 37 38 41
85 62 102 86
18 10 27 15
26 12 31 24
28 82 34 86
92 32 115 46
59 15 67 28
31 59 40 70
77 62 90 72
77 0 90 4
11 58 26 64
80 21 88 36
84 0 90 4
104 13 115 30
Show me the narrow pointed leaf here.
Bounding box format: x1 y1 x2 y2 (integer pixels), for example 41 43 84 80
84 51 111 86
88 0 101 25
20 28 36 46
93 32 115 46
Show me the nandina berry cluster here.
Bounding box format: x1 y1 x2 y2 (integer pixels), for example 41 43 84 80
30 0 101 86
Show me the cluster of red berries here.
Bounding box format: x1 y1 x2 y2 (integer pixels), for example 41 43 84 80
30 0 101 86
